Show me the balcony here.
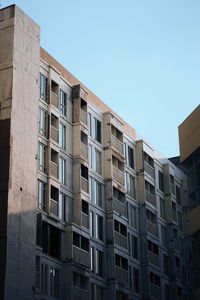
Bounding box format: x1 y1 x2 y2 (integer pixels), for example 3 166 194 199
73 287 88 300
148 252 159 267
114 232 127 249
80 109 87 126
50 198 58 216
145 190 156 207
111 135 123 154
51 161 58 178
81 142 88 160
113 198 127 217
147 221 158 236
116 267 128 283
144 161 155 178
51 91 59 109
73 246 90 267
113 166 125 186
150 284 161 299
81 177 89 193
81 212 89 229
51 126 59 143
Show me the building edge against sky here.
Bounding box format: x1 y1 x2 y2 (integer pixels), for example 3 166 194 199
0 4 192 300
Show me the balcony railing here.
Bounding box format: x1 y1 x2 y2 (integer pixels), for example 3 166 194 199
50 198 58 216
150 284 161 299
112 166 125 186
73 287 88 300
51 126 59 143
81 143 88 160
111 135 123 154
147 221 158 236
145 190 156 207
116 267 128 283
51 91 59 109
144 161 155 178
114 232 127 249
148 252 159 267
73 246 90 267
81 177 89 193
113 198 127 217
80 109 87 125
81 213 89 229
51 161 58 178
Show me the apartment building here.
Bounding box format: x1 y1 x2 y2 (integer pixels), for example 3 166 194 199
0 5 190 300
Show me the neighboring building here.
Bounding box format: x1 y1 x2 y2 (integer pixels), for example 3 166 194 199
179 105 200 300
0 5 190 300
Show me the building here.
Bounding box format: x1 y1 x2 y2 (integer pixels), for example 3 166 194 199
179 105 200 300
0 5 190 300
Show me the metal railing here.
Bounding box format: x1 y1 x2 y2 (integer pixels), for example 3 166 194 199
115 232 127 249
145 190 156 207
73 246 90 267
112 166 125 185
81 177 89 193
113 198 127 217
81 213 89 229
51 126 59 143
50 198 58 216
50 161 58 178
51 91 59 109
144 161 155 178
111 135 123 154
80 109 87 125
81 142 88 160
147 221 158 236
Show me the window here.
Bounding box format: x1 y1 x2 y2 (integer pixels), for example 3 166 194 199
161 225 167 247
39 73 48 102
94 118 101 143
170 175 175 194
59 157 66 185
59 123 66 150
41 262 48 294
129 205 138 229
128 146 134 169
88 113 92 136
114 220 127 237
59 193 66 221
91 178 103 207
73 272 89 290
147 210 157 224
38 180 46 211
176 185 181 205
60 90 67 116
39 107 47 137
94 148 102 174
96 214 104 241
131 235 138 259
41 222 61 259
160 197 166 219
90 246 94 272
124 142 127 164
38 142 47 173
158 171 164 192
50 185 59 216
96 249 104 277
82 199 89 215
35 256 40 289
73 232 89 252
113 187 125 204
133 267 140 293
126 173 136 198
148 240 159 255
178 211 183 231
144 151 154 167
50 267 59 298
150 272 160 286
145 180 155 195
163 254 169 275
165 284 170 299
115 254 128 271
172 201 177 222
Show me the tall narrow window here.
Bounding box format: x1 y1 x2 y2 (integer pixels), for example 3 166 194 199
41 262 48 294
60 90 67 116
88 113 92 136
50 267 60 298
39 73 48 102
38 180 46 211
158 171 164 192
94 118 101 143
94 148 102 175
96 249 104 277
129 205 138 229
38 142 47 173
59 157 66 185
59 193 66 221
59 123 66 150
131 235 138 259
39 107 47 137
96 214 103 241
128 146 134 169
160 197 166 219
126 173 135 198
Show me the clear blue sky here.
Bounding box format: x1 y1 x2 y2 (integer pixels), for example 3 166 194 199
2 0 200 157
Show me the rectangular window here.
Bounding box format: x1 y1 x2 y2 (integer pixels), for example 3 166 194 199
114 220 127 237
59 157 66 185
73 232 89 252
94 118 101 143
38 180 46 211
89 144 93 168
41 222 61 259
73 273 89 290
133 267 140 293
160 197 166 219
94 148 102 174
145 180 155 195
170 175 175 194
150 272 160 286
129 205 138 229
147 210 157 224
91 178 103 208
59 123 66 150
60 90 67 116
126 173 135 198
41 262 48 294
128 146 134 169
38 142 47 173
158 171 164 192
39 73 48 102
161 225 167 247
115 254 128 271
39 107 47 137
35 256 40 289
178 211 183 231
50 267 59 298
144 151 154 167
124 142 127 164
90 211 94 237
90 246 94 272
163 254 169 275
59 193 66 221
131 235 138 259
88 113 92 136
176 185 181 205
148 240 159 255
96 214 104 241
96 249 104 277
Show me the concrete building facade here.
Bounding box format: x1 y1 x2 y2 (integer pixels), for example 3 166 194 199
0 5 191 300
